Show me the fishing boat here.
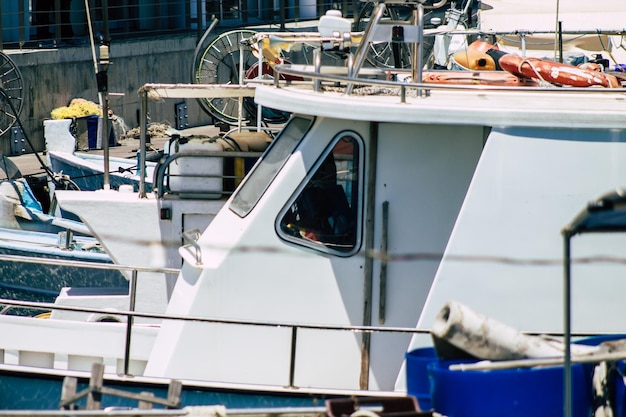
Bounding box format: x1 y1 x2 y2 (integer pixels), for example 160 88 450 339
0 0 626 414
0 154 127 305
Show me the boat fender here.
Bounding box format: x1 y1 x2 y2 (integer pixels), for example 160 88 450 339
88 312 122 322
467 40 500 54
451 50 497 71
431 301 599 360
499 54 621 88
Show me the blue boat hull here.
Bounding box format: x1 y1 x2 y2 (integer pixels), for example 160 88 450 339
0 369 338 410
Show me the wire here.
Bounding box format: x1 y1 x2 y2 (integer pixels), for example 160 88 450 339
0 87 80 191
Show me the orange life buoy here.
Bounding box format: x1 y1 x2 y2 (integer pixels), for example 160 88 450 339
422 71 539 86
499 54 620 88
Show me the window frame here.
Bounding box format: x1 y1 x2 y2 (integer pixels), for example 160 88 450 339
276 130 364 257
230 116 314 217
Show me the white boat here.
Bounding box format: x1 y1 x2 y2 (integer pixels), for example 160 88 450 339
0 155 126 305
46 150 158 193
1 0 626 414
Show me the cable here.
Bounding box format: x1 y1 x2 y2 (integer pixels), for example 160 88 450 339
0 87 80 191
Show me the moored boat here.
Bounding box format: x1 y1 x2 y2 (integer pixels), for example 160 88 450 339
1 0 626 415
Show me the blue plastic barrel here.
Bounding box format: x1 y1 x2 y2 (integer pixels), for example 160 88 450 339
405 347 437 410
428 360 593 417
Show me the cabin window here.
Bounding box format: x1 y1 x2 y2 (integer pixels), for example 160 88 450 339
230 116 314 217
278 133 362 255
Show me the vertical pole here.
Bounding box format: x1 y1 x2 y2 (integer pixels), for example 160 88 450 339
18 0 25 48
412 4 424 96
256 38 263 132
347 2 386 94
288 326 298 388
563 233 572 417
360 121 378 389
197 0 204 40
378 201 389 324
238 41 245 133
101 0 111 190
279 0 286 30
55 0 62 43
0 2 3 49
139 91 148 198
123 270 138 376
101 91 110 189
102 0 110 44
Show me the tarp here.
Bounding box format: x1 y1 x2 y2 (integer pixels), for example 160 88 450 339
480 0 626 32
479 0 626 64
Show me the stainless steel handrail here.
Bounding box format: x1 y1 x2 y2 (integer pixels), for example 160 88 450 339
181 229 202 265
0 251 611 388
153 150 262 198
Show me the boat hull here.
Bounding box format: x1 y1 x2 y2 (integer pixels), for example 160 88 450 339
0 229 126 310
47 151 155 192
0 366 375 410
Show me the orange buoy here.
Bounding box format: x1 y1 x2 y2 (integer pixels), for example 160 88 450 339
467 40 499 53
499 54 620 88
452 50 497 71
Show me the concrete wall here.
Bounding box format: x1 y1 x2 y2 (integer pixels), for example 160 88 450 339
5 32 214 155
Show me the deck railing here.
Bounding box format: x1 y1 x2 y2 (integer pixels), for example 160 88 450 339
153 149 263 199
0 252 431 387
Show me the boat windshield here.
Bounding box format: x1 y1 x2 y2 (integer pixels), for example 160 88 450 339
230 116 313 217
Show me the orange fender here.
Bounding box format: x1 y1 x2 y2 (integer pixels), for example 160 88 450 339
499 54 620 88
452 50 497 71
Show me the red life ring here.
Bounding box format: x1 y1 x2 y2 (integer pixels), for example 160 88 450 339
499 54 620 88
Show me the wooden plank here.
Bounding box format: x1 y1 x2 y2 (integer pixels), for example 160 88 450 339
138 392 155 410
86 363 104 410
166 380 182 408
59 377 77 410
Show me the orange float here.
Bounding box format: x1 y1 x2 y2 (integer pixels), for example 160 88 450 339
452 50 497 71
498 54 620 88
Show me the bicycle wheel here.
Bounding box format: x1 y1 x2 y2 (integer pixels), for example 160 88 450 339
0 52 24 136
194 29 259 125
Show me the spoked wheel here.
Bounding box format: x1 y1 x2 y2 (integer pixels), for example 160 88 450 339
0 52 24 136
355 0 448 69
193 28 291 126
194 29 259 125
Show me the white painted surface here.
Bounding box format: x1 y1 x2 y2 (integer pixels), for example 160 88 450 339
414 127 626 338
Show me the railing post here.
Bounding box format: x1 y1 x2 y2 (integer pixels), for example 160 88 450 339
123 269 138 376
54 0 61 44
0 1 3 49
288 326 297 387
139 90 148 198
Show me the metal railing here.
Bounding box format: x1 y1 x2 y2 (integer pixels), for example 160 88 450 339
0 251 430 388
153 149 262 199
0 0 359 50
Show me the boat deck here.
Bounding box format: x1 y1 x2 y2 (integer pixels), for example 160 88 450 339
8 125 220 178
